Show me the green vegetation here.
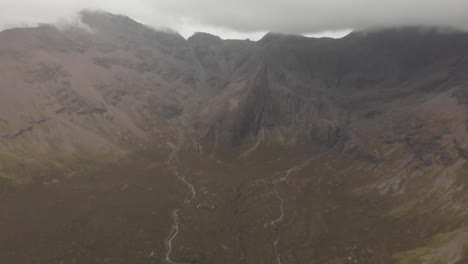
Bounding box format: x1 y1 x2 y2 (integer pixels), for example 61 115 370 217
394 230 465 264
454 244 468 264
394 248 432 264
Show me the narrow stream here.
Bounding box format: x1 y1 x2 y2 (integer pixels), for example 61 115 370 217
267 149 333 264
164 126 197 264
165 208 181 264
271 184 285 264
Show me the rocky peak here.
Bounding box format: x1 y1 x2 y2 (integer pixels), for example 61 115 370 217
79 9 142 34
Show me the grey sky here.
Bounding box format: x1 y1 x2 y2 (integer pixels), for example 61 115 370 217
0 0 467 40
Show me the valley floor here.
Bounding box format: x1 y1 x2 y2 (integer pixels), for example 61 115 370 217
1 145 468 264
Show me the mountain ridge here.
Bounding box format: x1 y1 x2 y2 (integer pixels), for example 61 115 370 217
1 10 468 264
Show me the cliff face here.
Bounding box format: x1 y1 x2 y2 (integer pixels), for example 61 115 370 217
194 28 468 158
2 12 468 164
2 11 468 264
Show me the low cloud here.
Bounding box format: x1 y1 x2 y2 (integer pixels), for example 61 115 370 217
54 13 94 33
1 0 467 39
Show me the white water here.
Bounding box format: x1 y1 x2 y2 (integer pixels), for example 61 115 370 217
165 209 181 264
268 149 334 264
270 185 285 227
164 123 198 264
271 184 285 264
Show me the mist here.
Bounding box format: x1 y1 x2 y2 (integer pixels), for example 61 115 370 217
1 0 467 39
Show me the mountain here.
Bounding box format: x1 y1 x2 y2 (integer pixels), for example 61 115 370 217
1 10 468 264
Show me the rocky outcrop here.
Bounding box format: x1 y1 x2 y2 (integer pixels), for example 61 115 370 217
3 11 468 264
2 11 468 162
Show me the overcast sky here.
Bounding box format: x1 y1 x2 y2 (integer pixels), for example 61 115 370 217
1 0 467 40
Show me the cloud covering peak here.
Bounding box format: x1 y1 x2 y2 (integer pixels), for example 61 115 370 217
1 0 467 39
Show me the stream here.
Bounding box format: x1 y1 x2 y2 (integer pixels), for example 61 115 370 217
267 149 333 264
164 125 197 264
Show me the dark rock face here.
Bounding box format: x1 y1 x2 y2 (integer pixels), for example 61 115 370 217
187 28 468 152
188 32 257 91
2 11 468 168
3 11 468 264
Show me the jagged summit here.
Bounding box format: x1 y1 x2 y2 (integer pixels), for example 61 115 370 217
2 10 468 264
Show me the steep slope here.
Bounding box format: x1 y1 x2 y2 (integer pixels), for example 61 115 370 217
0 11 202 181
196 28 468 156
1 10 468 264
